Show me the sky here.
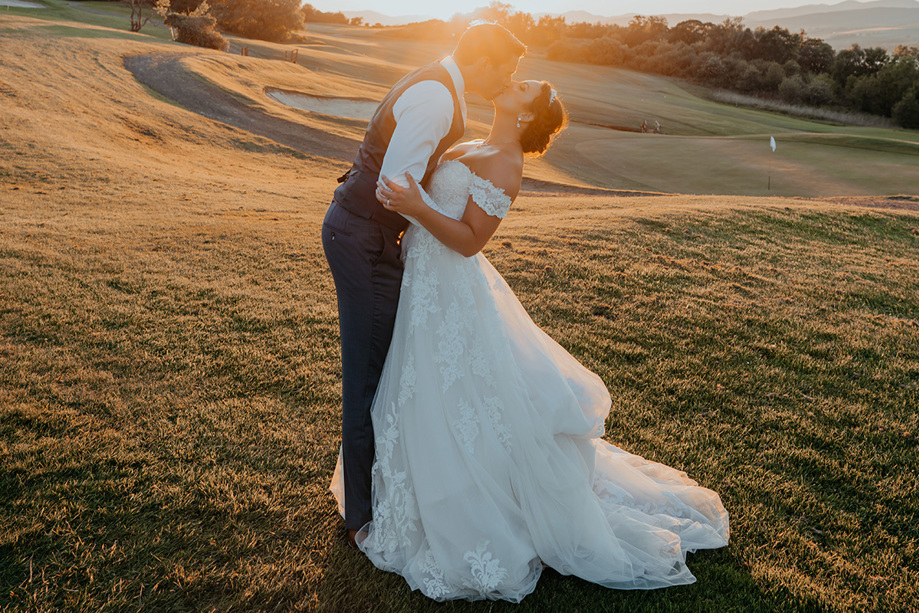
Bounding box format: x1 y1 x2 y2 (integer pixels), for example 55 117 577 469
303 0 829 20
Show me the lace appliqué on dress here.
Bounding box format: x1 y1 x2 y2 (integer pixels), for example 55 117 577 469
398 353 416 407
453 398 480 455
402 161 511 333
468 172 512 219
463 540 509 592
419 549 452 599
369 406 420 550
484 396 512 452
435 302 467 390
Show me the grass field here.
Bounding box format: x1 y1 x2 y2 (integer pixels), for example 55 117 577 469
1 5 918 612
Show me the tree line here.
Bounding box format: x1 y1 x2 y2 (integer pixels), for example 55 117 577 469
546 17 919 128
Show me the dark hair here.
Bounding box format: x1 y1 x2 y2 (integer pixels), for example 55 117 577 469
521 82 567 156
453 22 526 67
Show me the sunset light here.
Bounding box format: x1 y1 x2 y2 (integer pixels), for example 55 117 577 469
2 0 917 610
304 0 827 20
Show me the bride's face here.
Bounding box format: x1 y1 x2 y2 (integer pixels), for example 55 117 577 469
494 80 544 115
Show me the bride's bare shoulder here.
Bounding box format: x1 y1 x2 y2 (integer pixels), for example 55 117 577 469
464 150 523 201
440 140 483 162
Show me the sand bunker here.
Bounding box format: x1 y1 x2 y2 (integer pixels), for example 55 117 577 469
0 0 46 7
265 87 378 121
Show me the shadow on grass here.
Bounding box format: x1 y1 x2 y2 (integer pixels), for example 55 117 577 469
0 406 335 611
314 544 826 613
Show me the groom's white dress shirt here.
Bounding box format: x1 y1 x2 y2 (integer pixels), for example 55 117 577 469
378 56 467 189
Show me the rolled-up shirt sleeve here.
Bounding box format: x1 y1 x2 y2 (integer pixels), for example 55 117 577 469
379 80 455 188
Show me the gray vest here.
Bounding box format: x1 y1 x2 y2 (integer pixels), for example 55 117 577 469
333 61 465 232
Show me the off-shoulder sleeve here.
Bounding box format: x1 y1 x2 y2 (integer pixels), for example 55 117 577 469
468 173 512 219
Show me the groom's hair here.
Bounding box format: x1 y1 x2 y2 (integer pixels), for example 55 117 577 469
453 22 526 67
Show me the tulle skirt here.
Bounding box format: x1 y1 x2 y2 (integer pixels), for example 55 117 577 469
331 226 729 601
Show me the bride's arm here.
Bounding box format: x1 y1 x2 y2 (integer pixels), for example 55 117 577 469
378 162 519 257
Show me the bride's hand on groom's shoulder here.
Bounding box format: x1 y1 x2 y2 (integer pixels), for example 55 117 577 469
377 174 426 218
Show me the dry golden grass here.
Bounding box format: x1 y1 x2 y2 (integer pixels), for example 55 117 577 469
1 11 918 613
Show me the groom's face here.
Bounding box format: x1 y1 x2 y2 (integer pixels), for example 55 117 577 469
478 55 520 101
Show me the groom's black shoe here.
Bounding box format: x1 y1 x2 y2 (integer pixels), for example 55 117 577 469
347 529 367 550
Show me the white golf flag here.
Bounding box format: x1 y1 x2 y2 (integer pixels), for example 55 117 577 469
770 136 776 152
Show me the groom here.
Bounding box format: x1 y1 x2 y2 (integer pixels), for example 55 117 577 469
322 23 526 547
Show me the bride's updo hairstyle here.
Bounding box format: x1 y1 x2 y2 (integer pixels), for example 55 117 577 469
521 83 567 156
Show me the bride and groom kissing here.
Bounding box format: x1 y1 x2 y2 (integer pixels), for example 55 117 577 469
322 22 729 602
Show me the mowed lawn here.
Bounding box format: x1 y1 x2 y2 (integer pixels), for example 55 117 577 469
1 8 919 613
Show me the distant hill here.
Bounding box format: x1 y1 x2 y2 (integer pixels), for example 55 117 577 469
745 0 918 21
345 0 919 49
552 0 919 48
746 5 919 49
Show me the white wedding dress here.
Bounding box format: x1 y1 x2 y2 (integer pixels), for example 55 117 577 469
331 159 729 602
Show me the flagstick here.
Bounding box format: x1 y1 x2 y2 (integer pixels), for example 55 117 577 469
768 136 776 191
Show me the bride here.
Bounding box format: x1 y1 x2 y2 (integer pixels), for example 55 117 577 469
330 79 729 602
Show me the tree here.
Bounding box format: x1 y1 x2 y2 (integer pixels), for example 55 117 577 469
129 0 153 32
805 73 837 106
799 38 834 74
301 4 348 25
693 52 728 87
760 62 783 91
163 0 202 13
848 53 919 116
863 47 890 75
703 17 754 58
648 41 695 76
210 0 304 42
623 15 668 47
753 26 801 65
669 19 711 46
779 74 807 104
892 45 919 62
475 1 512 24
527 15 565 47
832 44 867 84
503 10 534 41
162 1 228 50
892 83 919 128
